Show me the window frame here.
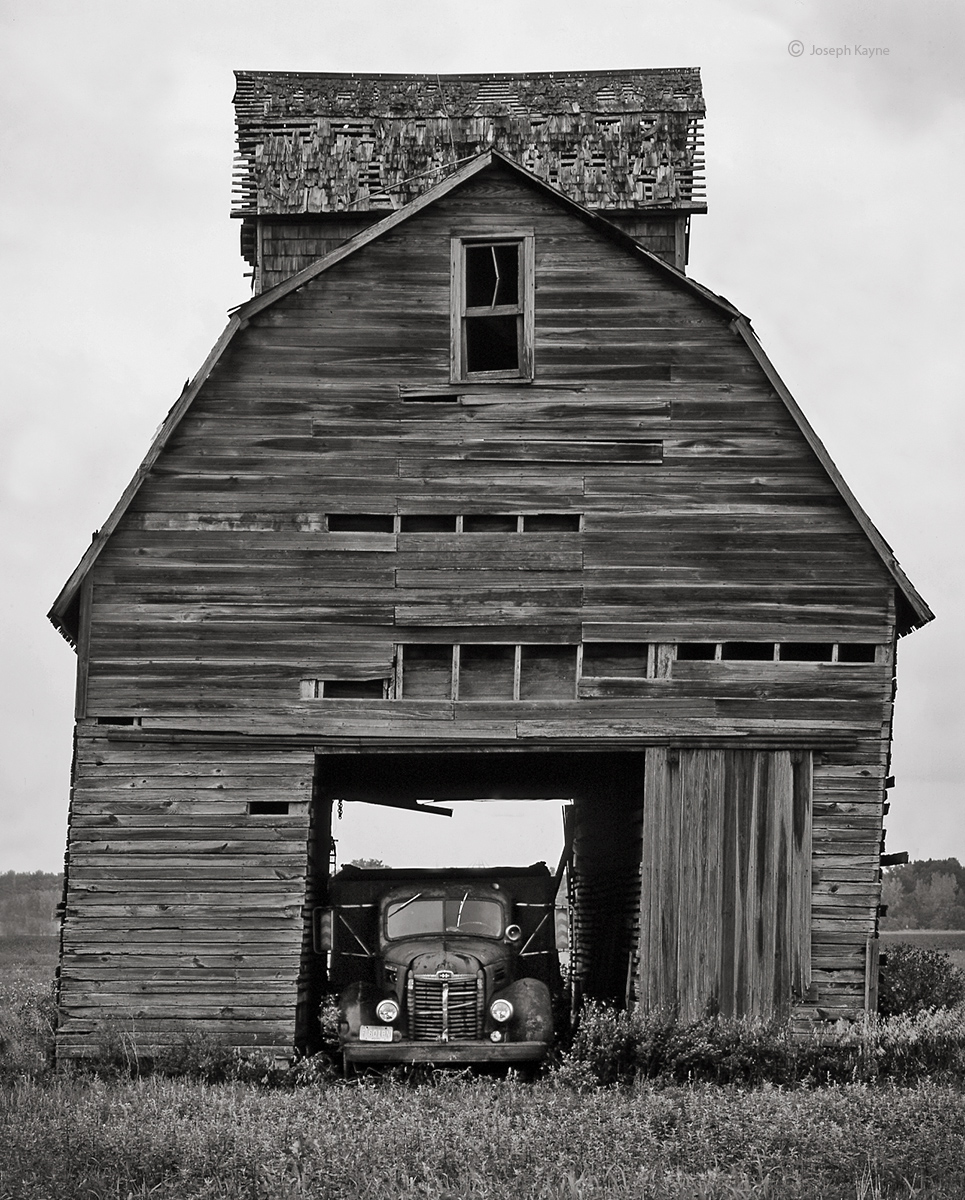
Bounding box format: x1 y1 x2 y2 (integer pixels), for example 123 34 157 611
450 232 535 382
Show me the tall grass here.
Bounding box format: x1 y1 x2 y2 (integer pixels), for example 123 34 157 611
4 974 965 1198
0 970 56 1081
1 1073 964 1198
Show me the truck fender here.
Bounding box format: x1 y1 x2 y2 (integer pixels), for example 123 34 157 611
336 981 383 1040
492 977 553 1044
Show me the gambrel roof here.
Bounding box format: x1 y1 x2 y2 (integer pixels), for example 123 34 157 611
49 151 932 643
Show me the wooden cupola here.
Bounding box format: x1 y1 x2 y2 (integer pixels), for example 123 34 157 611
232 68 707 291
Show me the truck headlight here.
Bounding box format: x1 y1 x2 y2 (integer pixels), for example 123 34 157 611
376 998 400 1023
489 998 514 1023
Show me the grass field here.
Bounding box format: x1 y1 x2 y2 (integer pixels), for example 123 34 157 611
2 1073 964 1199
3 936 965 1198
879 930 965 971
0 935 58 980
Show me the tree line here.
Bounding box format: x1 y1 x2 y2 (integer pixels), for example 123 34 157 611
1 861 963 935
881 859 965 930
0 871 62 937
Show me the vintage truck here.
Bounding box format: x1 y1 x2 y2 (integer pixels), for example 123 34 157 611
315 863 559 1066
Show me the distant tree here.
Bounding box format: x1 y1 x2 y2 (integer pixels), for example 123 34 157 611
881 858 965 930
349 858 388 869
0 872 63 937
0 871 62 896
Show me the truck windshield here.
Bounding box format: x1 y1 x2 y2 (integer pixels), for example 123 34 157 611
385 894 503 940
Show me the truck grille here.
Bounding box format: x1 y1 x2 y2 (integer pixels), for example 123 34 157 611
409 972 482 1041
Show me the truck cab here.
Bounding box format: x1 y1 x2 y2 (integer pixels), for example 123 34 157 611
317 864 559 1066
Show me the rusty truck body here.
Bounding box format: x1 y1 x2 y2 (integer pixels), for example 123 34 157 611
317 863 559 1066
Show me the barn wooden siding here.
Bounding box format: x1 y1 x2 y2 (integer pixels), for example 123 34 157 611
57 733 314 1057
55 161 910 1050
254 212 688 293
639 749 811 1020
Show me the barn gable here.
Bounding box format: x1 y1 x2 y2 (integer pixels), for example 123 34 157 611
49 152 929 648
51 103 931 1057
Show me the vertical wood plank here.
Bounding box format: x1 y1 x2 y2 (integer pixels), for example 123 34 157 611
448 237 462 384
790 752 813 999
769 751 794 1015
74 579 92 719
718 750 736 1018
522 232 536 379
675 749 723 1020
865 937 880 1012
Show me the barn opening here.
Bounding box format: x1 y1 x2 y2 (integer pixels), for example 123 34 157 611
295 746 814 1052
331 795 566 873
296 749 645 1051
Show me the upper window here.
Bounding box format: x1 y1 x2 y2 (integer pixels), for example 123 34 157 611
451 234 534 381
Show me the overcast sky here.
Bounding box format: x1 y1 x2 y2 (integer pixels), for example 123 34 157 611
1 0 962 873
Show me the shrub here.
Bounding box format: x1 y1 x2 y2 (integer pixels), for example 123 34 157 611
878 941 965 1016
564 1005 804 1087
871 1004 965 1082
559 1001 965 1088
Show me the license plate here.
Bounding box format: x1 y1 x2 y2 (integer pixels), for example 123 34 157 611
359 1024 394 1042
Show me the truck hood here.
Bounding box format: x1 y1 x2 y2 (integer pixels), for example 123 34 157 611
383 937 512 975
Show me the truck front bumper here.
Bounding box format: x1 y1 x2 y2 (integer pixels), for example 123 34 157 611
343 1039 549 1066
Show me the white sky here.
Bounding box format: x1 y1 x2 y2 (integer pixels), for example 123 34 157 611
1 0 963 871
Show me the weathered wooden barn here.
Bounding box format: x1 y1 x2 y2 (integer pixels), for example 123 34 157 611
49 69 932 1057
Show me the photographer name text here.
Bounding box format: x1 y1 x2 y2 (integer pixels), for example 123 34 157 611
806 44 888 58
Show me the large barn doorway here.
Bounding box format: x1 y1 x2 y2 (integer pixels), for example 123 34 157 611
295 749 645 1050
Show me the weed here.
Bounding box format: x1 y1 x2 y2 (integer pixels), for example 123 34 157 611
0 971 56 1082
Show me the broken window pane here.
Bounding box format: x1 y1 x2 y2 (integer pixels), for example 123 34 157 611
676 643 717 661
322 679 387 698
328 514 394 533
399 515 458 533
523 514 581 532
248 801 290 815
837 643 878 663
720 642 775 661
465 243 519 308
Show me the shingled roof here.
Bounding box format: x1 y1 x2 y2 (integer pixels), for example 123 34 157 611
232 68 706 218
